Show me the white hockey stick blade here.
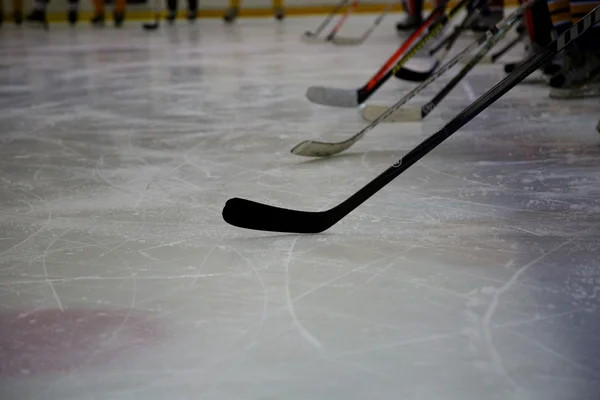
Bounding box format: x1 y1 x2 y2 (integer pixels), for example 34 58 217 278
301 33 330 43
291 137 358 157
331 36 364 45
306 86 359 107
361 105 423 122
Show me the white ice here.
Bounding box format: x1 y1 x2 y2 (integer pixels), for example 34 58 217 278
0 15 599 400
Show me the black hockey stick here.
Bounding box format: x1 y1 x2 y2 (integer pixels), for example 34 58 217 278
367 11 526 123
364 1 537 122
303 0 359 43
394 4 483 82
427 0 487 56
222 6 599 234
332 0 397 45
294 1 535 158
484 29 526 63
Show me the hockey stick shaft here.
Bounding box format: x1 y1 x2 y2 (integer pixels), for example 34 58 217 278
421 14 524 119
360 0 469 98
335 0 397 43
433 7 483 61
308 0 350 36
338 7 599 225
393 8 482 82
360 0 397 37
490 30 525 63
428 0 486 56
324 1 534 152
223 7 599 234
326 0 360 40
363 0 449 88
142 0 161 27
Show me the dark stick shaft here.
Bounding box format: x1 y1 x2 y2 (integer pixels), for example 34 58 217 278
358 0 469 103
222 7 599 234
337 7 599 222
311 0 349 36
421 12 524 119
491 31 525 63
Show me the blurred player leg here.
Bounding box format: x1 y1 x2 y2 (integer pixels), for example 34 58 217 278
187 0 198 22
505 0 561 76
223 0 240 23
167 0 178 23
548 0 600 98
273 0 285 20
91 0 105 26
113 0 126 27
25 0 49 29
68 0 79 26
13 0 24 24
396 0 424 31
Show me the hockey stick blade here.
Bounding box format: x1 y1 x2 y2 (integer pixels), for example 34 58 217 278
294 1 534 157
395 7 482 82
223 198 336 234
394 60 440 82
291 137 358 158
301 33 331 43
301 0 350 40
306 0 452 108
306 86 359 107
291 107 421 158
143 22 159 30
223 6 599 234
331 0 397 46
362 105 423 122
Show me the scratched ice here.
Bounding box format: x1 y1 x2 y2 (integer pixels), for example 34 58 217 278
0 15 599 400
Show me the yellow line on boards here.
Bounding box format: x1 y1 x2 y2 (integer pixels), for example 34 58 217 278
2 1 522 23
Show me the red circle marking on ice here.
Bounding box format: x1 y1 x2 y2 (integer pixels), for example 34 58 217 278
0 308 165 377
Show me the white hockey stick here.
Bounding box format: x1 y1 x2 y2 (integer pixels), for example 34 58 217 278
291 1 533 157
302 0 359 43
302 0 349 41
332 0 397 45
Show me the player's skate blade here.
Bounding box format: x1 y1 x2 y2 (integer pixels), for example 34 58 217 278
306 86 359 107
361 105 423 122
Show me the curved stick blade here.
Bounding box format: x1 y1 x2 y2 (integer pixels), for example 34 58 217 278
362 105 423 122
306 86 359 107
223 198 334 233
290 136 358 157
394 66 434 82
143 22 159 30
301 34 328 43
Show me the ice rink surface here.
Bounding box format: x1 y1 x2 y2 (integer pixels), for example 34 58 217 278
1 14 599 400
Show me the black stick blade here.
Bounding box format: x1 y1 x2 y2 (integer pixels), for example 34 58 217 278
222 198 334 234
143 22 159 30
394 66 434 82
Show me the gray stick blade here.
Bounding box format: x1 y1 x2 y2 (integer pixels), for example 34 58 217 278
306 86 359 107
361 105 423 122
291 138 356 157
301 34 328 43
